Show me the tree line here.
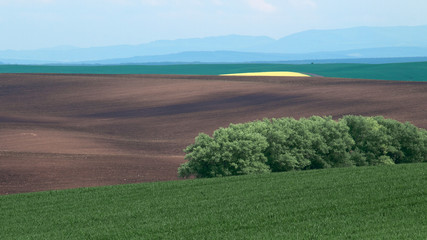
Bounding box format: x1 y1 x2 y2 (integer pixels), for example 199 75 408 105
178 116 427 178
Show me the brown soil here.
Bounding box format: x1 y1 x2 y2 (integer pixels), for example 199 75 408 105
1 73 426 195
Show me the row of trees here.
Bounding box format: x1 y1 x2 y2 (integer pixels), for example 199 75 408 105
178 116 427 178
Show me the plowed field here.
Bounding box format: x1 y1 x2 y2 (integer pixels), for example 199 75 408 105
1 73 426 194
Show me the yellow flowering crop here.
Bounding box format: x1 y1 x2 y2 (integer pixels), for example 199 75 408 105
220 71 310 77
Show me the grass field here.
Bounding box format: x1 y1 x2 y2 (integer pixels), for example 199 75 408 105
0 61 426 81
1 163 426 239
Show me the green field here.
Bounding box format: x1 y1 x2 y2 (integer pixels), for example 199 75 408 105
1 163 426 239
1 61 427 81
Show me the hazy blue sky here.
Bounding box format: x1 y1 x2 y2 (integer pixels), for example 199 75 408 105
1 0 427 50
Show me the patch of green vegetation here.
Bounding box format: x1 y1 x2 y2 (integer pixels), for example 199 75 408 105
0 61 426 81
1 163 427 239
179 116 427 178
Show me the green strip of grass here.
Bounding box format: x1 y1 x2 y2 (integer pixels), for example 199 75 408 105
0 62 426 81
1 163 426 239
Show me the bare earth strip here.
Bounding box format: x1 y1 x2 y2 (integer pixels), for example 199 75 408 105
0 73 426 195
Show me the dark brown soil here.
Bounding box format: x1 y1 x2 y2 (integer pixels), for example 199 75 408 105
1 73 426 195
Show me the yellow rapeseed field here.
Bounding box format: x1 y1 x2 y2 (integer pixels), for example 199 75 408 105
220 71 310 77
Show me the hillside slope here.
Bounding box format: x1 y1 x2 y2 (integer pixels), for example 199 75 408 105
1 62 426 81
1 163 426 239
1 73 426 194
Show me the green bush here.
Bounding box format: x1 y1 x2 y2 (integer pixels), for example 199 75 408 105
178 116 427 178
179 125 270 178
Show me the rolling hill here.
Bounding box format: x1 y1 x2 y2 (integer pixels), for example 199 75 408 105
1 62 426 82
1 163 426 239
1 73 426 195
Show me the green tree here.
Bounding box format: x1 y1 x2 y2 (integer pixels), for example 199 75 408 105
341 115 393 165
306 116 355 168
178 125 270 178
373 116 427 163
264 117 312 171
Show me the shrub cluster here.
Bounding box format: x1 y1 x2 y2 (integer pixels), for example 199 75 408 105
178 116 427 178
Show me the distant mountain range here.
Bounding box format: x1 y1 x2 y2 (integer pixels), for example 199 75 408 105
78 47 427 65
1 25 427 64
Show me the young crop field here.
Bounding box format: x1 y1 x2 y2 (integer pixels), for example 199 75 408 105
0 61 426 81
1 163 426 239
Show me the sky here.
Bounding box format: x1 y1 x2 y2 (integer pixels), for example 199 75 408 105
1 0 427 50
